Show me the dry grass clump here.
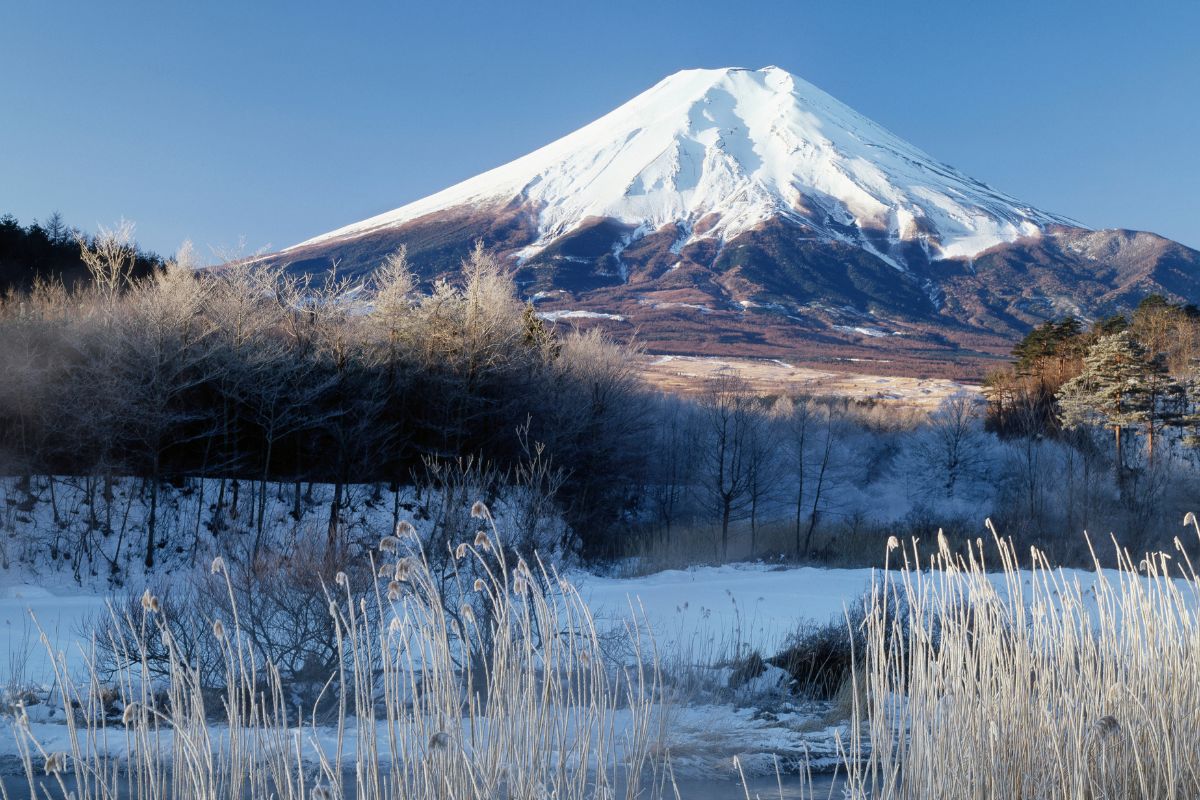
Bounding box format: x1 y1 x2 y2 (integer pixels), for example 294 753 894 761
844 521 1200 799
8 509 662 800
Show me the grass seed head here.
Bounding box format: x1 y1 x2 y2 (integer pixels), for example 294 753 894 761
379 535 399 553
44 752 67 775
212 619 225 640
140 589 159 613
394 558 412 581
395 520 416 538
455 542 468 560
1092 715 1121 741
387 580 403 601
210 556 225 574
474 530 491 551
470 501 489 519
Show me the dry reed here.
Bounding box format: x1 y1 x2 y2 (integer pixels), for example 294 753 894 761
8 509 662 800
843 519 1200 799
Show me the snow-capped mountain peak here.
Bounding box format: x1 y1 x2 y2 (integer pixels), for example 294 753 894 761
292 66 1070 262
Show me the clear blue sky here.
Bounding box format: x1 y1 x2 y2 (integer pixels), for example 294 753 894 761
2 0 1198 258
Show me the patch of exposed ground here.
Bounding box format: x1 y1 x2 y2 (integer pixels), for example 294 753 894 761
638 355 976 409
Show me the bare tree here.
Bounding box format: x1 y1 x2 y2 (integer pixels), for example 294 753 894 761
240 331 335 553
1003 396 1050 530
698 371 755 561
772 393 814 558
743 404 778 557
800 402 841 559
647 395 700 542
110 257 216 567
77 220 138 300
914 393 987 500
539 330 651 552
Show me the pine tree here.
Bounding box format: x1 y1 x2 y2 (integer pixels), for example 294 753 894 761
1057 331 1167 466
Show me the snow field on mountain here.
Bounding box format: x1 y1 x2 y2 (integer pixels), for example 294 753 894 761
295 66 1067 265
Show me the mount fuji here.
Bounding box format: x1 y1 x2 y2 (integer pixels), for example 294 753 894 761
275 66 1200 375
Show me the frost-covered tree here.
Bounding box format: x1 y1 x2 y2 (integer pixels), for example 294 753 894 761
698 371 755 560
647 395 700 541
111 255 216 567
772 392 815 557
1057 331 1168 467
76 220 139 300
909 393 988 502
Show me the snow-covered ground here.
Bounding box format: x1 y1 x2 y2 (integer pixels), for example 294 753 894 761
0 561 876 687
0 583 101 692
2 473 1193 785
6 555 1187 688
0 562 871 780
580 563 874 660
4 550 1197 782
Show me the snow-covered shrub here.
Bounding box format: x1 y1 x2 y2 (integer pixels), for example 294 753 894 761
91 536 375 704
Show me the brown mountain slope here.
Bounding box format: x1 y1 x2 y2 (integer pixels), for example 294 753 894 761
271 215 1200 380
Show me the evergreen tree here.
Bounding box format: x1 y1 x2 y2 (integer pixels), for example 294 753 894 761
989 316 1086 436
1057 331 1169 466
1092 314 1129 338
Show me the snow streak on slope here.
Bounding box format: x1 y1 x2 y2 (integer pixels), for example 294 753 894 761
293 66 1071 261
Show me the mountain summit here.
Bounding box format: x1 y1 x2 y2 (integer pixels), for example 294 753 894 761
278 67 1200 375
295 66 1065 266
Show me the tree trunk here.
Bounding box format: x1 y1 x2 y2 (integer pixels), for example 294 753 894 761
391 482 401 534
145 467 158 569
257 436 275 547
327 481 343 550
750 494 758 558
47 475 59 525
721 501 731 561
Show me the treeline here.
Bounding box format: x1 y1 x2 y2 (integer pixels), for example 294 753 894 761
0 214 163 294
984 295 1200 459
0 222 979 573
0 231 648 564
7 217 1200 575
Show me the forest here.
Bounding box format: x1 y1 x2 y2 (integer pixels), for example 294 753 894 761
3 214 1200 580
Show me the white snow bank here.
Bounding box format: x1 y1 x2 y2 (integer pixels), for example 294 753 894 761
536 309 627 322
